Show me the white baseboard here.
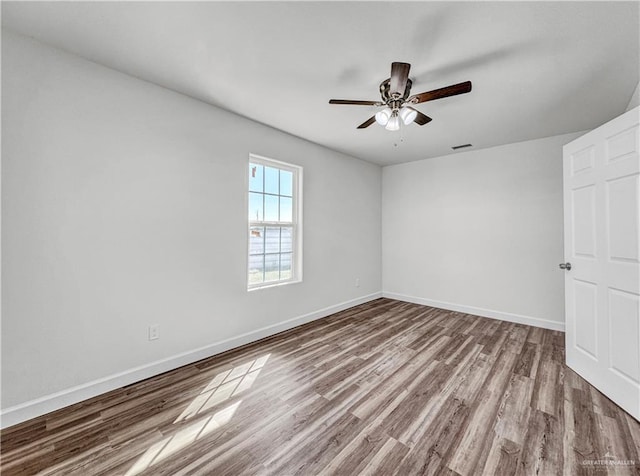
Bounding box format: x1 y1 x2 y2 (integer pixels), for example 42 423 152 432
0 292 382 429
383 292 565 332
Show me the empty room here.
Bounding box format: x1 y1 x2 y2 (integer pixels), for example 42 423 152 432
1 1 639 475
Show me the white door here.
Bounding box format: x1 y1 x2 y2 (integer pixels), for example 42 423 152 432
563 106 640 421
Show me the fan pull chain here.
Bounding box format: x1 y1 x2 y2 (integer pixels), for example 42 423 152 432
394 122 405 147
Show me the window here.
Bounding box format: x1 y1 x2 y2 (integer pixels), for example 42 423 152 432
248 155 302 289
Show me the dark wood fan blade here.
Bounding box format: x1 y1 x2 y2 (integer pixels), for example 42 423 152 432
357 116 377 129
408 81 472 104
329 99 381 106
409 107 432 126
390 62 411 96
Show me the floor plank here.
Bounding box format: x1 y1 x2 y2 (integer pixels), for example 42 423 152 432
2 298 639 475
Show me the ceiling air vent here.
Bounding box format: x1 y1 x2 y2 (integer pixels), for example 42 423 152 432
452 143 472 150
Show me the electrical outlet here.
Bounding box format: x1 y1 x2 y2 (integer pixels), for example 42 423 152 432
355 278 360 288
148 324 160 341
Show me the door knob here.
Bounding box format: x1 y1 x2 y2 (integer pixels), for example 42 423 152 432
559 262 572 270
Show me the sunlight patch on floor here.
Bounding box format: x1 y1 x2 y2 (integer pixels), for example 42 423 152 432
125 354 271 475
125 400 242 476
174 354 270 423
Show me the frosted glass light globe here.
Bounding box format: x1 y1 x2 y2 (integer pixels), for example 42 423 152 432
399 107 418 125
385 115 400 131
375 108 392 126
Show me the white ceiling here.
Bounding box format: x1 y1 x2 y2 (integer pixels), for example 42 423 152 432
2 1 639 166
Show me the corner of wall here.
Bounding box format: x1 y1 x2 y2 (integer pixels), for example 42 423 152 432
625 81 640 112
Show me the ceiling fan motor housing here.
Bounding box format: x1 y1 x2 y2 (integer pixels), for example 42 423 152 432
380 78 413 106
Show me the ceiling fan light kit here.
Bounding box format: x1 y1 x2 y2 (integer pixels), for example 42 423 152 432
385 114 401 131
329 62 472 132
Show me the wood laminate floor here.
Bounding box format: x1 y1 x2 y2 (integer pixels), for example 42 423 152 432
1 298 639 475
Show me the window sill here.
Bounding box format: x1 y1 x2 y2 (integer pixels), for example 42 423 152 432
247 278 302 292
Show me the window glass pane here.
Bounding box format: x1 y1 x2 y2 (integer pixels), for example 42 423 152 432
280 197 293 222
264 194 279 221
280 170 293 197
265 166 279 195
248 255 264 284
249 164 263 192
249 192 263 221
281 227 293 253
249 226 264 255
264 254 280 282
265 227 280 253
280 253 292 280
248 157 300 289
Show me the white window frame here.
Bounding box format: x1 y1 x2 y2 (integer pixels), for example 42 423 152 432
247 154 303 290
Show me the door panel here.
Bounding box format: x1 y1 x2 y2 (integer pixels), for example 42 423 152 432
606 125 638 161
571 145 595 174
563 106 640 421
572 185 597 257
608 289 639 383
607 174 639 261
573 279 598 358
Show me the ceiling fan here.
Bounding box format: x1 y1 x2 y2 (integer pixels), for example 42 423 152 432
329 62 472 130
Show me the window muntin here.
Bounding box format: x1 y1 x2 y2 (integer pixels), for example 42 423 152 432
248 156 301 289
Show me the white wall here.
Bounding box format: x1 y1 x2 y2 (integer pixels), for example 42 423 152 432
626 81 640 112
382 132 583 330
1 31 381 422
